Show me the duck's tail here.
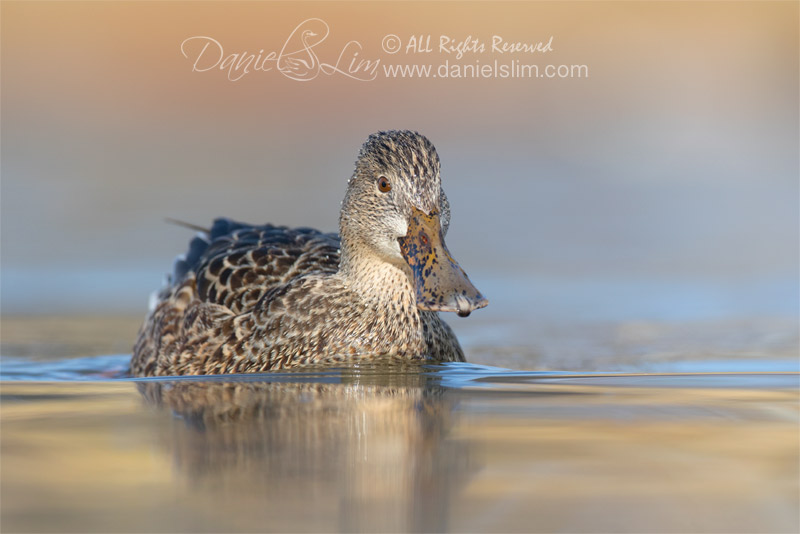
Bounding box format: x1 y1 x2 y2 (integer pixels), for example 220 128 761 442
164 217 210 233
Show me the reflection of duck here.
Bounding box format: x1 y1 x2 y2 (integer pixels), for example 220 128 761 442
137 373 472 531
132 131 487 376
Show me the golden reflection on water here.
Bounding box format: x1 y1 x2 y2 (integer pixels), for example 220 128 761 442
1 373 798 532
136 372 466 532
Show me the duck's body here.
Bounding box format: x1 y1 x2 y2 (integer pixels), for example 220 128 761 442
131 131 486 377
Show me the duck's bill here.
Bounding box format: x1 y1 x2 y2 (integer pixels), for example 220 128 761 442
398 207 488 317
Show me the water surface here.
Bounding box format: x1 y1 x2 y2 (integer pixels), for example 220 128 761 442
2 342 798 533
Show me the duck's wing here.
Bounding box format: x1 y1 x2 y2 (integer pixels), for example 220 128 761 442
169 218 341 315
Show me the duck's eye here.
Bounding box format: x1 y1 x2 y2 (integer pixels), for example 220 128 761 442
377 176 392 193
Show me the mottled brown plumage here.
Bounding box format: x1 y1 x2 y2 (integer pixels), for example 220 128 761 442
131 131 487 376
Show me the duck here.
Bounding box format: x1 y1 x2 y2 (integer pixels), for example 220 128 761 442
131 130 487 376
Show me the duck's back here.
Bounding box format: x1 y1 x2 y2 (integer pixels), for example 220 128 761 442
180 218 341 314
131 218 341 375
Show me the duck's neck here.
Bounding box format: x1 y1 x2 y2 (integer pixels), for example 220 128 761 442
337 248 427 355
338 248 417 309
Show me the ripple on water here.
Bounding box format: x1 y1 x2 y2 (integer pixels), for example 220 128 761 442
0 354 797 391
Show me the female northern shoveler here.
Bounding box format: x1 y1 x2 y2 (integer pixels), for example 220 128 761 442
131 130 487 376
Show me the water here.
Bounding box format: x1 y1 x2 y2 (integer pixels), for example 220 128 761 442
1 331 798 533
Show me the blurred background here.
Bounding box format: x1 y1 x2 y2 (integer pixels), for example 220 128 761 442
1 1 797 368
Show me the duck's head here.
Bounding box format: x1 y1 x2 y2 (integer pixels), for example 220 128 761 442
339 130 488 317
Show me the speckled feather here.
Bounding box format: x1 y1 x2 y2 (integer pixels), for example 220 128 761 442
131 131 470 377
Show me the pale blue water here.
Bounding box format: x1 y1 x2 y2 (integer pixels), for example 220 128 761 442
1 353 797 388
